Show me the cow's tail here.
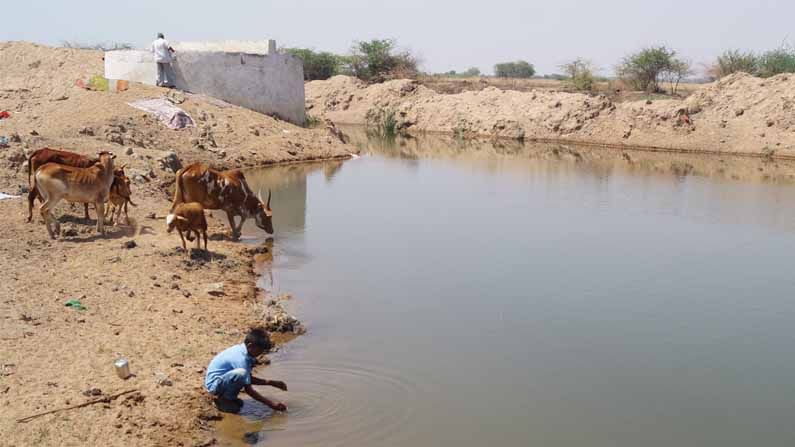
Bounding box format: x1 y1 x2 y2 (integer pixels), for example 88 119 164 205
171 167 186 212
27 151 36 187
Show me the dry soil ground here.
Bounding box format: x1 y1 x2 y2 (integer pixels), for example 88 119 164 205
0 42 355 446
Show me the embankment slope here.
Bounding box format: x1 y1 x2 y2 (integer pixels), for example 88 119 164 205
307 74 795 157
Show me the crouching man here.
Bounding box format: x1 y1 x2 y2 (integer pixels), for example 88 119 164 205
204 327 288 413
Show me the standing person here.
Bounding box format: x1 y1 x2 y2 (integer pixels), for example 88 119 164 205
205 327 288 414
151 33 175 87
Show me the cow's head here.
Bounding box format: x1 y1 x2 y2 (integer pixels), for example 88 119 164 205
251 190 274 234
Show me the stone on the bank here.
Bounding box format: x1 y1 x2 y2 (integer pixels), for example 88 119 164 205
157 150 182 173
204 283 225 297
154 372 173 387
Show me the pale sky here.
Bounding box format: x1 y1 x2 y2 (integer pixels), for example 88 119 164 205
3 0 793 76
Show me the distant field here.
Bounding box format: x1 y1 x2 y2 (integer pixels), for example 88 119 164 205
417 76 704 102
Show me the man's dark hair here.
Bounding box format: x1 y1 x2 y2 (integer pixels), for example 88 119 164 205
157 33 165 39
245 327 272 350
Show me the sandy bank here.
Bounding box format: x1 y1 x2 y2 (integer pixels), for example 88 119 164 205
307 74 795 158
0 41 355 446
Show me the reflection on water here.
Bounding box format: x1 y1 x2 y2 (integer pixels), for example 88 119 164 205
217 133 795 447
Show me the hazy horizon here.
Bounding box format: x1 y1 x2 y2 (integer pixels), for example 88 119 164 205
4 0 794 76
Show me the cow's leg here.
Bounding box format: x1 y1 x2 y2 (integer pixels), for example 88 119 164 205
84 203 90 221
123 201 130 225
202 229 208 251
104 203 113 225
95 202 105 234
194 231 202 249
40 196 61 239
39 202 53 239
177 229 187 250
27 187 39 223
225 211 240 240
236 216 248 237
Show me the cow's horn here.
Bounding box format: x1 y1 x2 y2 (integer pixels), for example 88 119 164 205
266 189 272 209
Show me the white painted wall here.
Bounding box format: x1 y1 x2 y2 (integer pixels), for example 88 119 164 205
104 40 305 125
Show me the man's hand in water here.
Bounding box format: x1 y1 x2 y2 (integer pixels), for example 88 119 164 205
268 380 288 391
271 402 288 412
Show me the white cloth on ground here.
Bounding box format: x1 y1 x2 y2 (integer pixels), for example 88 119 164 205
128 98 195 130
151 38 172 63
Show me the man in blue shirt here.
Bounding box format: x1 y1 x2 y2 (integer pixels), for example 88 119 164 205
205 327 288 413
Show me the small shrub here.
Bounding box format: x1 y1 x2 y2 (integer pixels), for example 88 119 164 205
494 61 535 78
285 48 344 81
366 107 399 139
713 49 759 78
304 114 322 128
560 58 596 91
616 46 690 93
349 39 418 82
757 47 795 78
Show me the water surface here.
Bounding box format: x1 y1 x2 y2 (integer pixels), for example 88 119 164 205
217 135 795 447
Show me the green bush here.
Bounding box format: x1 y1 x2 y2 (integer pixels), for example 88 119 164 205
461 67 481 77
757 47 795 77
616 46 690 92
714 50 758 78
349 39 418 82
366 107 399 139
494 61 535 78
285 48 344 81
560 58 596 91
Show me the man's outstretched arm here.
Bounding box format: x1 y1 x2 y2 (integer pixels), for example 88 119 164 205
244 384 287 412
251 377 288 391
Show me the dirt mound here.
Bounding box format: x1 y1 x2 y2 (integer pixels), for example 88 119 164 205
307 74 795 157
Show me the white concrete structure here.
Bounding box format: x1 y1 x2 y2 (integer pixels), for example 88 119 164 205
105 40 305 125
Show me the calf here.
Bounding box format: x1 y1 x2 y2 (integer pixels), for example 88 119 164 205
27 148 98 222
105 167 137 226
35 151 116 239
166 202 208 251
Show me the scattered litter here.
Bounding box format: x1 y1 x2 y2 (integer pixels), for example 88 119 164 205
75 75 109 91
0 136 8 148
128 98 195 130
108 79 129 93
115 358 131 379
64 299 87 311
0 111 10 119
154 372 173 387
0 192 20 200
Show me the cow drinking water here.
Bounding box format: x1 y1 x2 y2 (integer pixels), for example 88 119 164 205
171 163 273 239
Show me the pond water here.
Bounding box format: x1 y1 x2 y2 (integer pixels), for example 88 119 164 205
216 133 795 447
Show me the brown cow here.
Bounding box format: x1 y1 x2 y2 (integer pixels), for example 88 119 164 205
35 151 116 239
166 202 208 251
171 163 273 239
27 148 98 222
105 167 137 226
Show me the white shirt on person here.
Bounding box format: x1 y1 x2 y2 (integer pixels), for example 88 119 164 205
151 38 172 63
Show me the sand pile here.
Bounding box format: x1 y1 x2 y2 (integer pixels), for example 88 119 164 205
307 74 795 157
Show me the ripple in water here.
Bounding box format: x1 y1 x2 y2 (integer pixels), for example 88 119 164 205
218 360 425 447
